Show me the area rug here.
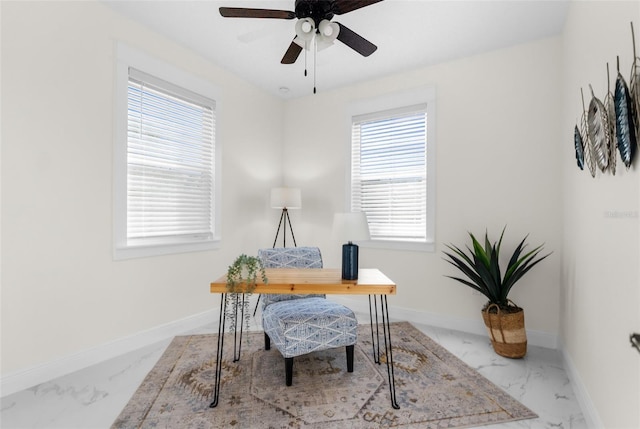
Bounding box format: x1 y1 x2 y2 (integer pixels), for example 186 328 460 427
112 322 537 428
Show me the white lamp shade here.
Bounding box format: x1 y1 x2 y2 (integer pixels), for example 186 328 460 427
332 212 370 242
270 187 302 209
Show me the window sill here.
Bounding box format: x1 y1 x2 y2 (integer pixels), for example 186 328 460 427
358 239 435 253
113 239 220 260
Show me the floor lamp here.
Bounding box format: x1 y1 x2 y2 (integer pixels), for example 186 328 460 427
271 187 301 248
254 187 301 317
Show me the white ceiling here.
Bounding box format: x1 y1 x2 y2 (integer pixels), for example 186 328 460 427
103 0 569 99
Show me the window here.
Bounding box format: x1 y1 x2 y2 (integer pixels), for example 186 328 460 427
349 88 435 251
114 44 221 259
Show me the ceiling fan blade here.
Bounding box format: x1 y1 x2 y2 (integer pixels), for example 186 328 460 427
336 23 377 57
333 0 383 15
219 7 295 19
281 40 303 64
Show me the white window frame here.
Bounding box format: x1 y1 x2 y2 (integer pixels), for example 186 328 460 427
113 43 222 260
347 87 436 252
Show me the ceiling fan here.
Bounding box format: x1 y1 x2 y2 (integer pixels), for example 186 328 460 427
219 0 382 65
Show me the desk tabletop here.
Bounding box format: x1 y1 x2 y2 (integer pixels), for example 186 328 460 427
210 268 396 295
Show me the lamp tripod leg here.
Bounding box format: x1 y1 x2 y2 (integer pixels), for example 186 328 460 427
272 210 286 248
285 211 297 247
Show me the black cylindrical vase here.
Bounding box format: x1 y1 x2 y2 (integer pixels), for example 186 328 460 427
342 242 359 280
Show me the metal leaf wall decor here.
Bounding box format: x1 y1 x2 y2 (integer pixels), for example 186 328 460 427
587 84 612 172
614 56 637 169
581 88 596 177
604 63 617 175
574 124 585 170
630 23 640 149
572 21 638 176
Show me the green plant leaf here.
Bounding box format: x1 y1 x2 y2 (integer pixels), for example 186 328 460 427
443 251 489 295
502 249 551 298
471 252 500 302
443 275 487 295
470 233 490 269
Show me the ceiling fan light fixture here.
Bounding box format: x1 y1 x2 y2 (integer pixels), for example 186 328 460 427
318 19 338 38
317 20 339 50
295 17 316 41
316 40 334 52
316 36 335 51
292 35 305 48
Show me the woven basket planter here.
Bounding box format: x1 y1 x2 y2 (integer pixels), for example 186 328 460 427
481 303 527 358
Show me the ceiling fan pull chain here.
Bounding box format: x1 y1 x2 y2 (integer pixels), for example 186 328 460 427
313 37 317 94
304 40 308 77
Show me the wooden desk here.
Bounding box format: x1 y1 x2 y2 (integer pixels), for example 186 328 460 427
210 268 396 295
209 268 399 409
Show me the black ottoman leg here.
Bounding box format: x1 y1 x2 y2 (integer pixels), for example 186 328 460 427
285 357 294 386
346 345 354 373
264 332 271 350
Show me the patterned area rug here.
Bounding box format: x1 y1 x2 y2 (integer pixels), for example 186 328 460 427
112 322 537 428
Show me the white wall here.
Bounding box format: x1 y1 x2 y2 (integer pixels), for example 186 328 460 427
561 2 640 428
1 1 284 375
282 37 564 337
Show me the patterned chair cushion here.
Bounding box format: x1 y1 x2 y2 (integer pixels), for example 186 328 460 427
262 297 358 358
258 247 325 306
258 247 323 269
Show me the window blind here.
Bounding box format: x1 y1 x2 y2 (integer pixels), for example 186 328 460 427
127 68 216 245
351 105 427 242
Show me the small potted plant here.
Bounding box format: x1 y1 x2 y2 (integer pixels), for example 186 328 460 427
442 227 551 358
225 254 268 333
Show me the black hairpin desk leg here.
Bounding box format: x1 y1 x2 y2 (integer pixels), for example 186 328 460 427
232 293 246 362
210 293 227 408
210 293 246 408
368 295 381 363
368 294 400 409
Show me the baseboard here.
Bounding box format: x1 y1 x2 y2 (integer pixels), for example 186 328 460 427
329 296 559 350
559 340 604 429
0 309 217 398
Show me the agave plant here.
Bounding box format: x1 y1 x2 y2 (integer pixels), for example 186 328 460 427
443 228 551 311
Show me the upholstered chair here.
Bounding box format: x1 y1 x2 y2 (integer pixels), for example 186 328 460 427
258 247 358 386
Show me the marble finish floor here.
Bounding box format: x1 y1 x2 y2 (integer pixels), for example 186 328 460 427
1 315 586 428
